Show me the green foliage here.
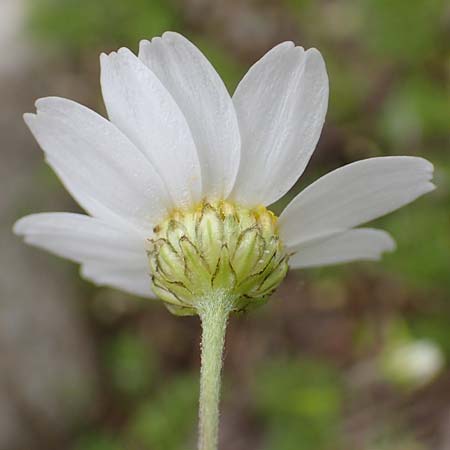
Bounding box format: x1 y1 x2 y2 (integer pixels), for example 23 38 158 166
362 0 446 64
325 53 371 122
410 315 450 359
28 0 179 53
378 77 450 145
126 375 197 450
253 358 343 450
379 165 450 294
367 425 426 450
382 205 450 292
105 332 157 397
190 37 245 92
73 373 197 450
75 433 123 450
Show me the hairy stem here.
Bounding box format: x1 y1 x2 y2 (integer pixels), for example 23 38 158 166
197 293 234 450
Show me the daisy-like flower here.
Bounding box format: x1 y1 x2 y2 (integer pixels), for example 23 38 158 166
14 32 434 450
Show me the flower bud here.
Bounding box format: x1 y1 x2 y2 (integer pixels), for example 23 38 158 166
147 201 288 316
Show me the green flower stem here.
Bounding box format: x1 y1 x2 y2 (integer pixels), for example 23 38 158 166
197 292 234 450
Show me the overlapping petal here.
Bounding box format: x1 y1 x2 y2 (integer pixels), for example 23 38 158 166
139 32 241 200
46 154 133 228
288 228 396 269
13 213 153 298
279 156 435 247
100 48 202 209
231 42 329 206
24 97 170 231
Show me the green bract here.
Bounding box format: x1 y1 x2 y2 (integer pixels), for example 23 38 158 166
147 201 289 316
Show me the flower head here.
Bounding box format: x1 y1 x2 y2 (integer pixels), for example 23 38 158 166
14 32 434 315
148 201 288 315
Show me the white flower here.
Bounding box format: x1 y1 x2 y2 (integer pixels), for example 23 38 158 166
382 339 445 387
14 32 434 303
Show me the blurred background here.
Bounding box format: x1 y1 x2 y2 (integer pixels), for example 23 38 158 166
1 0 449 449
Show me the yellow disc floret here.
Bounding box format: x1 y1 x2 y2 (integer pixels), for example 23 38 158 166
147 201 289 316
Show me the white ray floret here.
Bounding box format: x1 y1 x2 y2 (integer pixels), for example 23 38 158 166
288 228 396 269
14 212 151 298
100 47 202 210
139 32 241 200
279 156 435 247
24 97 171 231
231 42 329 206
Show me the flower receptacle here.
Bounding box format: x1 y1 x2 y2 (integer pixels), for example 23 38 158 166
147 201 289 316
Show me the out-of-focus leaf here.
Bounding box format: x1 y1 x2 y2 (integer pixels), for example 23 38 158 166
126 374 197 450
378 77 450 146
362 0 446 64
28 0 179 54
253 358 343 450
105 332 157 397
75 433 123 450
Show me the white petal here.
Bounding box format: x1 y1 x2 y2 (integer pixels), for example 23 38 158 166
14 213 153 298
100 48 202 209
231 43 329 206
13 212 146 264
45 154 133 228
279 156 435 247
81 263 153 298
288 228 396 269
139 32 241 200
24 97 170 231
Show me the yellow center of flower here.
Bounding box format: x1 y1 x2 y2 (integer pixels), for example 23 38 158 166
147 201 289 316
